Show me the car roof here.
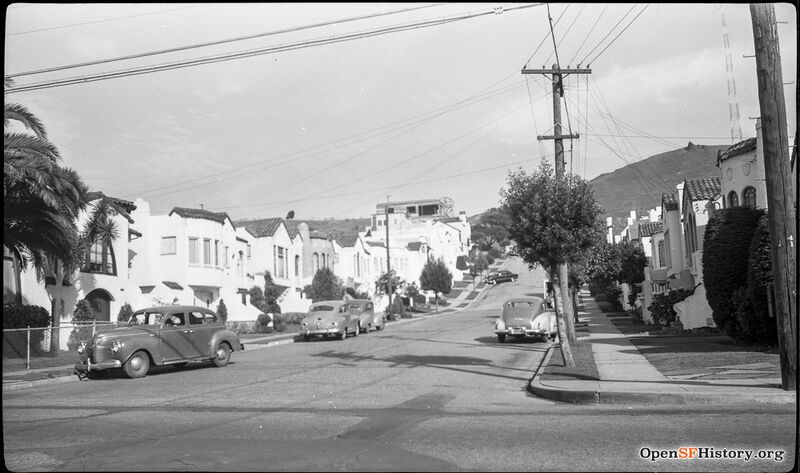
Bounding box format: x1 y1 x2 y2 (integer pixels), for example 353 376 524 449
504 297 543 305
133 305 214 313
311 300 347 306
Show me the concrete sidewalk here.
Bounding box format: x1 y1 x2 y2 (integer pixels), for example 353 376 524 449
529 290 796 405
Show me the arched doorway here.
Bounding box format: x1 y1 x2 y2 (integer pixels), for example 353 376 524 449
85 289 114 322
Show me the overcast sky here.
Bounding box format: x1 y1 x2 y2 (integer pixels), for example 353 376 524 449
5 3 797 221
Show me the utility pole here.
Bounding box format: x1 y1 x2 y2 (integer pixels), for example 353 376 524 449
750 3 796 390
522 64 591 345
385 195 393 311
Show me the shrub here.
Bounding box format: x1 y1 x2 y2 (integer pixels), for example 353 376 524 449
487 247 502 259
745 215 777 345
117 303 133 323
627 305 643 324
702 207 765 338
594 292 608 303
385 295 406 320
413 294 427 305
2 304 51 358
605 286 623 312
67 300 95 353
648 288 693 327
216 299 228 322
254 313 273 334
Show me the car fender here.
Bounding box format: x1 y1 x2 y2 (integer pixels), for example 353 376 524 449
208 329 242 357
118 337 160 365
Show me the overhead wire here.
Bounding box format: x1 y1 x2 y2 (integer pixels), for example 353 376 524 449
585 4 650 65
7 3 446 77
568 4 608 65
6 3 544 93
578 4 638 66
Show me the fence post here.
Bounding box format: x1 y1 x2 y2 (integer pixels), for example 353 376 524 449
26 326 31 370
92 319 96 337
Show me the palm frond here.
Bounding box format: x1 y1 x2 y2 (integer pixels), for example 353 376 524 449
4 132 60 163
4 102 48 139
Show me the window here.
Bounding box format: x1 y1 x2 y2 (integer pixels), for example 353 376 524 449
657 241 666 268
728 191 739 207
214 240 220 266
189 238 199 264
161 236 176 255
188 311 205 326
203 239 212 266
3 247 21 304
295 255 301 278
246 244 251 260
275 246 287 278
743 186 757 209
313 253 319 272
83 238 116 275
224 246 229 267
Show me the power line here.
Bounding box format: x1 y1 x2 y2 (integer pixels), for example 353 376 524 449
578 4 638 66
6 3 544 93
5 5 206 37
586 4 650 65
542 4 586 66
7 3 445 77
568 4 608 65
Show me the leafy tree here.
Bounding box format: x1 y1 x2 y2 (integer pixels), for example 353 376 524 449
263 271 282 314
471 208 511 248
419 258 452 307
248 286 267 312
117 303 133 323
67 299 95 352
500 161 605 367
310 266 344 302
375 270 403 296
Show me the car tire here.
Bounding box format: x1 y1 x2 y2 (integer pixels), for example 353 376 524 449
497 334 506 343
123 351 150 379
303 334 311 341
352 325 358 337
340 330 347 341
212 343 231 367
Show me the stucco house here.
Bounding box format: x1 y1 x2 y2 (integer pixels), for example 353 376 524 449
717 120 766 210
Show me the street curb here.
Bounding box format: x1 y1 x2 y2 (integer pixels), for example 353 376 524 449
528 346 796 405
3 373 79 392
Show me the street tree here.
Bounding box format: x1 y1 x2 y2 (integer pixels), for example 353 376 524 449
471 208 510 249
419 258 452 308
500 161 605 366
309 266 344 302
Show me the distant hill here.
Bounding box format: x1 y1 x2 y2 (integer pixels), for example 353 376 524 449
589 142 729 232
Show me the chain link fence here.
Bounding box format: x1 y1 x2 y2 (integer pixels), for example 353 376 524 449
2 321 118 372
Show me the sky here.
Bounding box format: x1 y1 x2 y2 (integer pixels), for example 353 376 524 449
5 3 797 221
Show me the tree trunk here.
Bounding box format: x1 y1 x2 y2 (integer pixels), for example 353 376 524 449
550 265 575 367
571 285 580 324
558 263 575 345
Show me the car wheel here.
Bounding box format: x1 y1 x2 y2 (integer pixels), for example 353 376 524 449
497 334 506 343
212 343 231 367
340 330 347 341
303 334 311 341
352 325 358 337
123 351 150 379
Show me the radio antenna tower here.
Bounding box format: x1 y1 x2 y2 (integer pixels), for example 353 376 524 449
722 10 743 142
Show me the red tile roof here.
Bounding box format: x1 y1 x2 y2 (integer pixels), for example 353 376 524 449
662 192 679 211
170 207 230 224
684 177 721 202
718 137 757 164
638 221 663 237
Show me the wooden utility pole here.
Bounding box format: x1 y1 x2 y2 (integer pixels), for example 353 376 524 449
522 64 591 347
750 3 796 390
385 196 393 312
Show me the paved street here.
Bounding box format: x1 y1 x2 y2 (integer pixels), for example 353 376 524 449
3 262 796 471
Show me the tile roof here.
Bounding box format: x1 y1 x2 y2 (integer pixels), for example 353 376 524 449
718 137 757 164
366 241 385 248
684 177 722 202
407 241 424 251
85 191 137 222
236 218 284 238
336 234 360 248
638 221 663 237
170 207 230 224
662 193 679 211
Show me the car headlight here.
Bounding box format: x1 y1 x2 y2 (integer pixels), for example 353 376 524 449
495 319 505 330
111 339 122 353
77 341 87 355
330 321 338 326
301 321 307 327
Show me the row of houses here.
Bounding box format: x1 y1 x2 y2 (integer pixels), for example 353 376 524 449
4 195 471 349
616 119 796 329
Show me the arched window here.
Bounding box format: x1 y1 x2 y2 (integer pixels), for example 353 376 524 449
312 252 319 272
82 238 116 275
657 240 666 268
321 253 327 268
294 255 301 278
743 186 757 209
85 289 113 322
728 190 739 207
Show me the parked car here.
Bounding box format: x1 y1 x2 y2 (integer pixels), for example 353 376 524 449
300 301 360 341
486 270 519 284
74 305 244 379
494 297 556 343
345 299 385 333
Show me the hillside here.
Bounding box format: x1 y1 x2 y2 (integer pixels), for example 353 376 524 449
589 142 729 231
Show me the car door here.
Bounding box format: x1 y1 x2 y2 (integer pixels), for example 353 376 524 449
160 311 190 362
187 310 214 358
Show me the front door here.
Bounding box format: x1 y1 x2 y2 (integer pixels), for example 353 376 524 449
159 312 190 362
186 310 213 358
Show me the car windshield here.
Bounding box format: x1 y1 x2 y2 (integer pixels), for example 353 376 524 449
507 301 541 311
311 305 335 312
127 311 164 326
347 303 362 311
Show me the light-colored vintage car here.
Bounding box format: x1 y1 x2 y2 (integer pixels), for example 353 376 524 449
345 299 385 333
494 297 557 343
300 301 360 341
74 305 244 379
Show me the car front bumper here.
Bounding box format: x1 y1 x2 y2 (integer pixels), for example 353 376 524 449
301 327 344 337
74 358 122 373
495 328 548 338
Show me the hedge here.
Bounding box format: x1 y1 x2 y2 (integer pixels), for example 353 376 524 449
702 207 765 338
744 214 777 344
3 304 51 358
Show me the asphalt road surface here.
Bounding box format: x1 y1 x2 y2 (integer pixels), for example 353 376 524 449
3 260 796 471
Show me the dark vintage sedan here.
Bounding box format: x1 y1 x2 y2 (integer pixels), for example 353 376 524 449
74 305 244 379
493 297 557 343
345 299 385 333
300 301 360 341
486 270 519 284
